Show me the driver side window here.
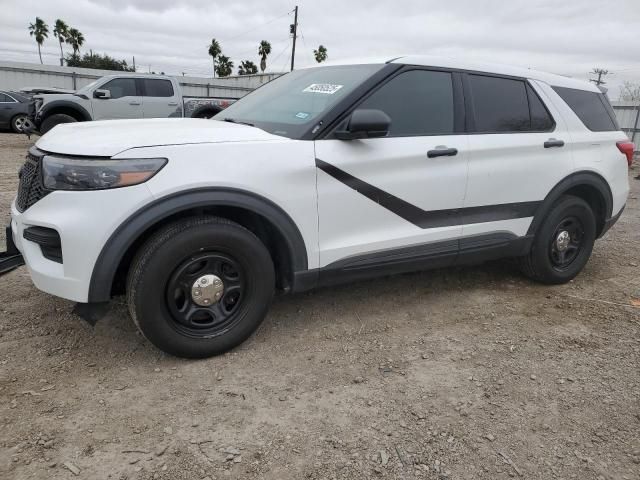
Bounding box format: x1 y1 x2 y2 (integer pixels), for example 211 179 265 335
100 78 137 99
357 70 455 137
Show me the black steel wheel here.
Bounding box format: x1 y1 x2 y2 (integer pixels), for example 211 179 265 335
166 252 245 337
519 195 596 284
127 216 275 358
548 216 586 271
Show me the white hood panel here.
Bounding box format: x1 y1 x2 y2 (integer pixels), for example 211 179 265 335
36 118 281 157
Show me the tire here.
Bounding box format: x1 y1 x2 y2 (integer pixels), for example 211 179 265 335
126 216 275 358
519 195 596 284
40 113 77 135
10 114 28 133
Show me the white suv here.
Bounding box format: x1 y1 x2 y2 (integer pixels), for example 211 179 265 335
4 56 633 358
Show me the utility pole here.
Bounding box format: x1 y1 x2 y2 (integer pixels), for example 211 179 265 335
132 56 136 71
290 5 298 71
590 68 609 86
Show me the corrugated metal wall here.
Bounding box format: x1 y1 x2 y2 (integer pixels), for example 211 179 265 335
612 101 640 146
0 61 284 99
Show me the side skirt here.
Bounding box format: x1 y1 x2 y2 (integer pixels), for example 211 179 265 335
292 232 533 292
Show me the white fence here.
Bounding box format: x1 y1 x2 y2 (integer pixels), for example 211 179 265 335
0 61 284 99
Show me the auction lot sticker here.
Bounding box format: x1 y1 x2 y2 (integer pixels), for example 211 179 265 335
303 84 344 94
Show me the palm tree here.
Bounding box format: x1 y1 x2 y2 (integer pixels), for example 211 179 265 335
214 55 234 78
66 28 85 56
238 60 258 75
208 39 221 78
28 17 49 64
258 40 271 73
313 45 328 63
53 19 69 66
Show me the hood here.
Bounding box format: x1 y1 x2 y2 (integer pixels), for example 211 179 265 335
36 118 282 157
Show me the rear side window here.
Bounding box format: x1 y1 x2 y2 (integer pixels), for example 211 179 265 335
0 93 11 102
357 69 454 136
143 79 174 97
552 86 618 131
101 78 137 99
527 84 554 131
469 75 529 132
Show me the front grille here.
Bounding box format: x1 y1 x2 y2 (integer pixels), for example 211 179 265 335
16 147 50 212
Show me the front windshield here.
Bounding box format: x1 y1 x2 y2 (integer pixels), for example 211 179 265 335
214 64 384 138
77 79 101 93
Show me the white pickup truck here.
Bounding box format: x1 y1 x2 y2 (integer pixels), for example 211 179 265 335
29 74 237 134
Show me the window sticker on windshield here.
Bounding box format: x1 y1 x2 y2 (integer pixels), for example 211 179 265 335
302 84 344 95
295 112 310 119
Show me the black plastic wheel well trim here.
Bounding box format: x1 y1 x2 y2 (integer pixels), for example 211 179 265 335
39 100 92 122
526 171 613 237
88 187 308 303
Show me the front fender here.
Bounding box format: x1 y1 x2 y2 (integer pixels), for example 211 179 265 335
88 187 308 302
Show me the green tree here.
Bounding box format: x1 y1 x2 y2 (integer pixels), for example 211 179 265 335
313 45 328 63
65 52 135 71
66 28 85 56
53 20 69 66
215 55 233 77
238 60 258 75
208 38 221 78
28 17 49 64
258 40 271 73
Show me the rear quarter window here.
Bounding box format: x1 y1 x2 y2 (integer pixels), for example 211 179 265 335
552 86 618 132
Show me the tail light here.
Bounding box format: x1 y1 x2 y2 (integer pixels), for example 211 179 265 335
616 141 635 167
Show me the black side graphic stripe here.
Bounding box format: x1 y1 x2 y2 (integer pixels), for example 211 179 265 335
316 158 540 229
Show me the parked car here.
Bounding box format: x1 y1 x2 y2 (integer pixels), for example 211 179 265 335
28 74 237 134
0 90 32 132
1 56 633 358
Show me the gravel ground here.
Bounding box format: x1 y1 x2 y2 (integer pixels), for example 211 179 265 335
0 133 639 480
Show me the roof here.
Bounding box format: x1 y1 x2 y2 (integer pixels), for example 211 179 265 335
306 55 599 92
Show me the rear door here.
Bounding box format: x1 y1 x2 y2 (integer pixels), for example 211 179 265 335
91 77 142 120
315 68 469 269
140 78 181 118
0 92 16 128
461 73 572 239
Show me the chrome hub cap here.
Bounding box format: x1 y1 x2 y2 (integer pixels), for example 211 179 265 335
191 274 224 306
555 230 571 252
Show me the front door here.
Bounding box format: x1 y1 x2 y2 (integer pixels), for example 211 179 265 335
91 77 142 120
315 68 469 270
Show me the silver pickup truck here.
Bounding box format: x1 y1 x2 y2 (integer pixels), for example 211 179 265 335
29 74 236 134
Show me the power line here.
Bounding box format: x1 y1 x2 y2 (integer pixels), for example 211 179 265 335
219 9 294 44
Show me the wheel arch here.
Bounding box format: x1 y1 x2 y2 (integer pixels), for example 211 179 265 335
88 188 309 302
40 100 91 122
527 171 613 238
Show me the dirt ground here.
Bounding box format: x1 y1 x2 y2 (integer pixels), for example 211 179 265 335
0 132 638 480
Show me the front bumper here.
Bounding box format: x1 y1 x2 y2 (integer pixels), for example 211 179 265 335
8 183 154 303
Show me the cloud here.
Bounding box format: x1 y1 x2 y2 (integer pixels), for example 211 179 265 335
2 0 639 96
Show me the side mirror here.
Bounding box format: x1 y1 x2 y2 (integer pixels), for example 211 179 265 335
335 109 391 140
93 89 111 99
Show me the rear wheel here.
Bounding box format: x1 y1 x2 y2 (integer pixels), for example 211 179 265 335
126 216 275 358
40 113 77 134
10 114 28 133
519 195 596 284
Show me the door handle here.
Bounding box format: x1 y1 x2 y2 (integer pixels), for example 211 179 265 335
427 147 458 158
168 102 178 106
544 138 565 148
129 101 141 106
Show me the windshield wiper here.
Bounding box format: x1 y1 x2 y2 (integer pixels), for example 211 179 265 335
223 117 254 127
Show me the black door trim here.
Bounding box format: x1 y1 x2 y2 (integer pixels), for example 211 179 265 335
316 158 540 229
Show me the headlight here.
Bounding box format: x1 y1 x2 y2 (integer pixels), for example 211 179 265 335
42 156 167 191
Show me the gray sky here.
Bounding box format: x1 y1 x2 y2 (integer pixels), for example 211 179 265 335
2 0 640 98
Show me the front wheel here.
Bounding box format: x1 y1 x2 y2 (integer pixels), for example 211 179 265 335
126 216 275 358
519 195 596 284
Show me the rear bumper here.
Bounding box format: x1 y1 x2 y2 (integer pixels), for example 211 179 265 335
599 204 625 238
